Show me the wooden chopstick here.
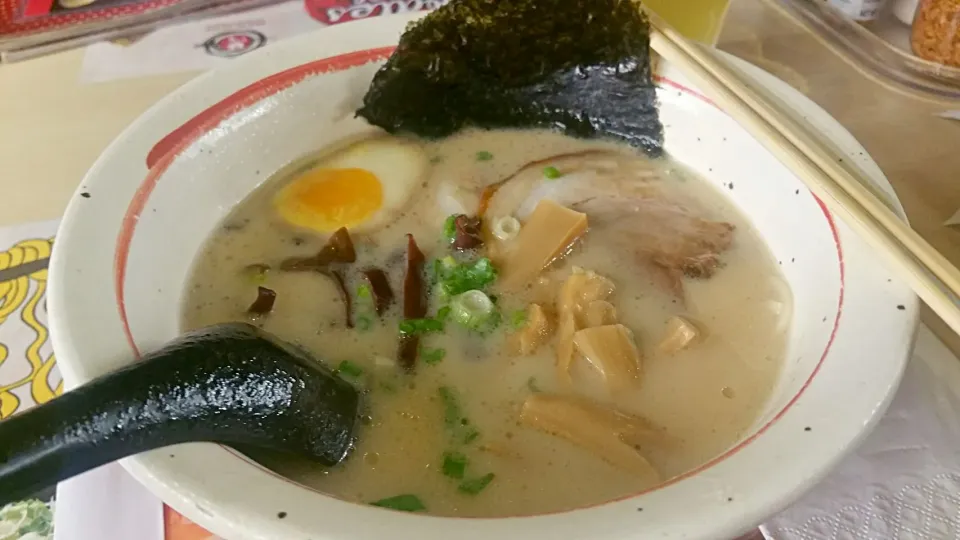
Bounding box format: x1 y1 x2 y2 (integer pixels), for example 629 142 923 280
644 13 960 336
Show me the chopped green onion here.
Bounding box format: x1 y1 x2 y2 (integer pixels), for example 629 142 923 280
371 494 427 512
476 151 493 161
357 283 372 299
438 386 462 427
421 347 446 365
436 306 451 321
492 216 521 241
443 215 458 244
510 309 528 329
336 360 364 377
488 310 503 331
450 290 499 332
357 315 373 331
458 473 495 495
354 284 375 332
438 385 482 443
543 166 562 179
442 451 468 479
527 377 541 393
242 264 270 285
463 428 480 444
399 318 444 335
434 257 498 298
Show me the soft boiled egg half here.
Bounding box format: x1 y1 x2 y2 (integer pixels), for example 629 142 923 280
273 137 427 234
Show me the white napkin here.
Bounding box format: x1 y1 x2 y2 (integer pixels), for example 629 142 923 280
761 325 960 539
52 464 163 540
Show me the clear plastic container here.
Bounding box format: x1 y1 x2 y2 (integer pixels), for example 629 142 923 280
826 0 891 21
912 0 960 67
773 0 960 99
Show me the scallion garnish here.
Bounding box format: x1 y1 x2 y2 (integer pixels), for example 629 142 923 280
510 309 528 329
421 347 446 365
433 256 498 298
458 473 495 495
543 165 562 179
442 451 469 479
242 264 270 285
336 360 364 377
357 315 373 331
357 283 372 299
476 151 493 161
463 428 480 444
399 318 445 336
371 494 426 512
438 386 482 444
450 290 499 333
438 386 462 427
443 215 458 244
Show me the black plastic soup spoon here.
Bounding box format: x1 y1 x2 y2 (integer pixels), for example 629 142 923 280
0 323 361 506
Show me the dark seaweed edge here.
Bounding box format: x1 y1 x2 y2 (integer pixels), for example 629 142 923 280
357 0 663 156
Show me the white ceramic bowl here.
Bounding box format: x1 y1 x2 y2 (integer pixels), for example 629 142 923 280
48 14 917 540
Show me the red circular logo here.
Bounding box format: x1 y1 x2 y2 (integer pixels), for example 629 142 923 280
201 30 267 58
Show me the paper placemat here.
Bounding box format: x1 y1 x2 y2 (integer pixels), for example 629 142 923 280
79 0 447 83
0 219 59 540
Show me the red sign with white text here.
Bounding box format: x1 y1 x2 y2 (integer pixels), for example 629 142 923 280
0 0 179 37
304 0 446 25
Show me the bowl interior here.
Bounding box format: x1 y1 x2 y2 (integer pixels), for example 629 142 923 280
121 59 839 432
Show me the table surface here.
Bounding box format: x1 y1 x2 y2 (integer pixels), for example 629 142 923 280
1 1 954 538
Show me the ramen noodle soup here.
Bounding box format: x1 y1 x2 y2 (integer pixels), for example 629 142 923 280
181 128 791 517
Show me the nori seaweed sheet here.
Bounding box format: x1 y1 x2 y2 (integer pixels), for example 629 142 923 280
357 0 663 156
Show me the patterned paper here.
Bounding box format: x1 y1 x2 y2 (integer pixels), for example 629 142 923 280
0 226 61 420
0 220 61 540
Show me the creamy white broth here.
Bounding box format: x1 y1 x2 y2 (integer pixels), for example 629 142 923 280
181 128 789 517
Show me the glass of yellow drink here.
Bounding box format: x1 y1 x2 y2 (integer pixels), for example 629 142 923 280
643 0 733 45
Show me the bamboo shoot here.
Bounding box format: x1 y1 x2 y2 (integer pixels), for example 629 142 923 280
519 393 662 480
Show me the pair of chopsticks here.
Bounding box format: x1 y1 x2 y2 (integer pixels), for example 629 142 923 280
645 12 960 338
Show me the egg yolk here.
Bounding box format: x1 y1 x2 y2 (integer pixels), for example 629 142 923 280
274 167 383 232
